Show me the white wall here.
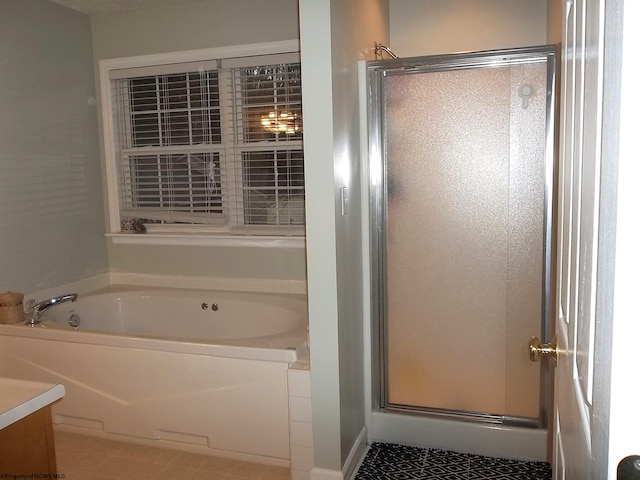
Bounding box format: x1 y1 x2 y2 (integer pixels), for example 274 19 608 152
389 0 547 57
299 0 389 475
91 0 306 282
0 0 107 294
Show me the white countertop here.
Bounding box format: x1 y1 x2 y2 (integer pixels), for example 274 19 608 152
0 378 65 430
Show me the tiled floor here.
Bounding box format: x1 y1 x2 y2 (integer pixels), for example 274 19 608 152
54 431 290 480
354 443 552 480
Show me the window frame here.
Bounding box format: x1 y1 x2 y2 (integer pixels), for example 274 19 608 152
99 40 305 248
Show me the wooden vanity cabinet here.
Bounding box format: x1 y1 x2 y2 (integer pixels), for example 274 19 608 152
0 405 57 474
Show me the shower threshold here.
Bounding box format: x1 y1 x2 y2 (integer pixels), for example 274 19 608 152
385 403 541 428
370 410 548 462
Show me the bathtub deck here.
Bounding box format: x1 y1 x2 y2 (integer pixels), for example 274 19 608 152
53 431 290 480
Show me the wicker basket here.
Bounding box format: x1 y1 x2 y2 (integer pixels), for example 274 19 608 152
0 291 25 324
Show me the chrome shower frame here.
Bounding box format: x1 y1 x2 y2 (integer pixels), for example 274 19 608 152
367 45 558 429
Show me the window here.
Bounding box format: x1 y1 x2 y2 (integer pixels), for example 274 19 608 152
101 46 304 243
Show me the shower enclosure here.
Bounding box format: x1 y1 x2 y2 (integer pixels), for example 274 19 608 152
366 46 556 460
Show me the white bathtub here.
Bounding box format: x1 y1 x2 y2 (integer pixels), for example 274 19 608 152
0 287 308 464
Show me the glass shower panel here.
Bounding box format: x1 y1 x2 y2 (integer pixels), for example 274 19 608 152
384 61 547 419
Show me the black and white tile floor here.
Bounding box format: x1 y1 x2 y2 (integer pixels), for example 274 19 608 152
354 443 552 480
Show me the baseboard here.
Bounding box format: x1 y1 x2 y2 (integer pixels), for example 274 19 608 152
343 427 368 480
310 426 368 480
310 468 344 480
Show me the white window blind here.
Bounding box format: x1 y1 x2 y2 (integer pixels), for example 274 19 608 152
110 52 304 235
230 61 304 228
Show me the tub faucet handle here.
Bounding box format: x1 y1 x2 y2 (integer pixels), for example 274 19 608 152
24 298 38 324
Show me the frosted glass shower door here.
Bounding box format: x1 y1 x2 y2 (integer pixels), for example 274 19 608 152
376 50 554 422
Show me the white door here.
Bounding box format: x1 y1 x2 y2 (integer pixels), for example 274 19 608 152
554 0 604 477
554 0 640 478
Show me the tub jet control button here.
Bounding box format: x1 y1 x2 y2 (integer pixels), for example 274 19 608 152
69 313 81 328
201 303 208 310
201 303 219 311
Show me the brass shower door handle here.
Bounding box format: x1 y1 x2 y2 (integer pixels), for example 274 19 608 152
528 336 558 366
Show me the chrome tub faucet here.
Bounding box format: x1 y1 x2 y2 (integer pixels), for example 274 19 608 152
26 293 78 325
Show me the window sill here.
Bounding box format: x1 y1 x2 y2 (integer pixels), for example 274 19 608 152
105 232 306 248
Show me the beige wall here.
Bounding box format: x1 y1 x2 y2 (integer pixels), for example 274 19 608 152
331 1 390 468
91 0 306 282
389 0 548 57
96 0 553 283
108 244 307 280
547 0 563 44
0 0 108 294
91 0 301 60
